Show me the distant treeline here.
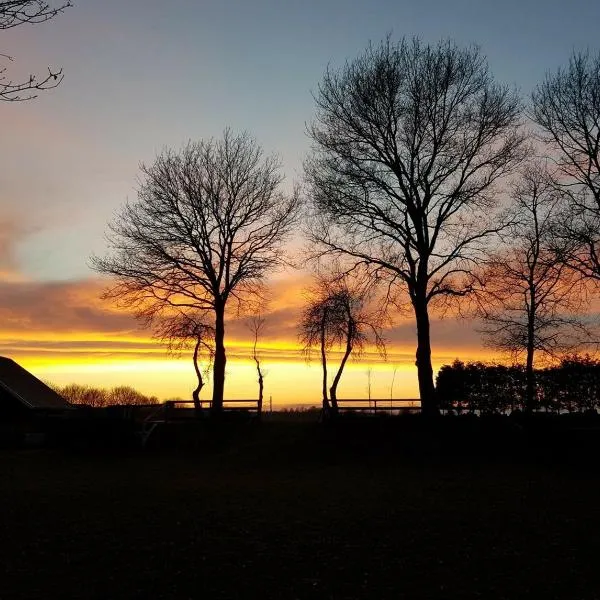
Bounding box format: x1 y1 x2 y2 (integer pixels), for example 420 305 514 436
52 383 159 408
436 356 600 414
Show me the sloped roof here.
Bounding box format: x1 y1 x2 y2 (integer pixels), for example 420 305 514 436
0 357 73 410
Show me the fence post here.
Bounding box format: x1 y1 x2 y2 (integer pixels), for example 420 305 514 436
165 400 174 425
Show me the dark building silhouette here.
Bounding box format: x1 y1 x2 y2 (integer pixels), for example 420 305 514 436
0 356 72 422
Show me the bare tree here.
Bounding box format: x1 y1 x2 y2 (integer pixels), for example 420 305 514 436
1 1 71 101
109 386 160 406
306 37 526 414
93 129 301 415
532 50 600 279
248 314 266 416
57 383 107 407
478 164 588 412
154 312 214 413
299 275 385 415
56 383 159 407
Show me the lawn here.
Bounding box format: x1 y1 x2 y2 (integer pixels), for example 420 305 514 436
1 418 599 599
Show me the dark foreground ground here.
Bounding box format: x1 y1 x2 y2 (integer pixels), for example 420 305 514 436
1 417 600 599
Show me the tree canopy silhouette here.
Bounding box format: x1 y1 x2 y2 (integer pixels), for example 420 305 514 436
477 164 588 412
437 356 600 414
532 50 600 280
0 1 71 101
93 129 301 414
305 37 526 414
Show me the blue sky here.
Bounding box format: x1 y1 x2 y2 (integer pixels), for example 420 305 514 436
0 0 599 401
2 0 599 281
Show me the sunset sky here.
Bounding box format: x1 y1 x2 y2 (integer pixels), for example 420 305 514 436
1 0 599 406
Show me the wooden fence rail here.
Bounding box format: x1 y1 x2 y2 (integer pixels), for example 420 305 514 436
162 399 260 421
333 399 421 414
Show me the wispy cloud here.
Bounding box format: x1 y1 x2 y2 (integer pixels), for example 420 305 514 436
0 278 138 334
0 267 492 371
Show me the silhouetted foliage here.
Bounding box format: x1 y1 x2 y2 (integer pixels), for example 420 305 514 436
92 129 301 415
55 383 159 408
532 50 600 280
437 360 525 414
306 36 526 415
477 163 588 412
437 355 600 414
0 1 71 101
537 355 600 413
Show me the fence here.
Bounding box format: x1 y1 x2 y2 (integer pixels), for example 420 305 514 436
334 399 421 415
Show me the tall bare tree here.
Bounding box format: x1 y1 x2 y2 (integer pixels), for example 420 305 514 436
93 129 301 414
1 1 71 101
299 275 385 415
306 37 526 414
478 164 588 412
532 50 600 279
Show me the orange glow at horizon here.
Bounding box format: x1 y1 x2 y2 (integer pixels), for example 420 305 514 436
0 272 501 406
12 338 500 407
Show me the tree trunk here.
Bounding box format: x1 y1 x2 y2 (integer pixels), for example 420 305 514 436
192 337 204 416
329 320 354 413
320 308 331 414
525 310 536 414
212 302 226 415
413 291 437 416
255 360 264 417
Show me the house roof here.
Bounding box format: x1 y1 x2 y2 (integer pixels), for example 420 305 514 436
0 357 73 410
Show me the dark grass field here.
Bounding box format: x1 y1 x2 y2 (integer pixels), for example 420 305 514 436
2 418 600 599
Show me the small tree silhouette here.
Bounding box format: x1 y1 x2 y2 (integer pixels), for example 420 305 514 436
154 313 214 413
299 274 385 415
248 315 267 416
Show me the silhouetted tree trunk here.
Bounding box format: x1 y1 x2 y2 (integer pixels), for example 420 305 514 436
329 319 354 410
212 302 226 415
525 312 536 414
319 306 330 413
257 369 264 413
256 362 264 416
191 337 204 414
413 291 436 416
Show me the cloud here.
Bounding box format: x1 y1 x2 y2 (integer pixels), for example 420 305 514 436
386 316 487 352
0 214 39 278
0 267 492 369
0 277 139 335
